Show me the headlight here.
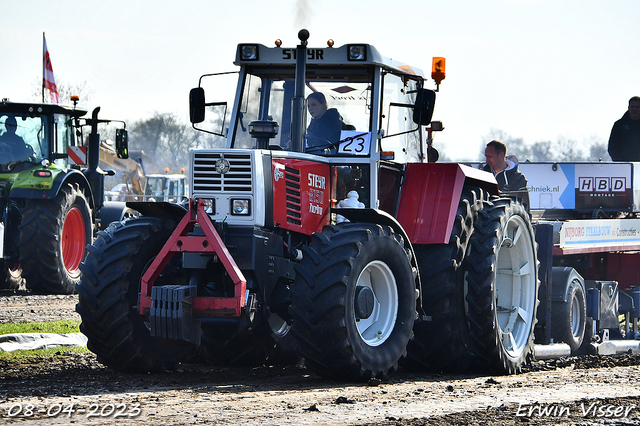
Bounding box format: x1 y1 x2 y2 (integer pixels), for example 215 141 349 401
231 199 250 215
240 44 259 60
201 199 215 214
348 44 366 61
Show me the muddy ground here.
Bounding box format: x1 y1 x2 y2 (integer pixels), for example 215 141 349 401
1 292 640 425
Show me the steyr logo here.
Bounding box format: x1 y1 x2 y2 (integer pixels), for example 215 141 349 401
215 158 230 174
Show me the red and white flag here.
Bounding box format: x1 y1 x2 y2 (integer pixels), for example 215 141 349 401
43 34 60 104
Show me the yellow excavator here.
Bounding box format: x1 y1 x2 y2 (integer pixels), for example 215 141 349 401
99 140 148 201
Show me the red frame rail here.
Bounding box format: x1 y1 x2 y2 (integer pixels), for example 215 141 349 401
139 199 247 317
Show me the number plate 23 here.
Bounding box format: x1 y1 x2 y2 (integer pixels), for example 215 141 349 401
338 131 370 155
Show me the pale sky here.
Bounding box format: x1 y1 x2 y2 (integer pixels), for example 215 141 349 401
2 0 639 161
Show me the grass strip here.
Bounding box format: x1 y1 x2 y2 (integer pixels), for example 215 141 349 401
0 319 88 361
0 319 81 336
0 346 89 361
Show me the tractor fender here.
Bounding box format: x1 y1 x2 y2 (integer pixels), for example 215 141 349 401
397 162 499 244
10 169 96 210
126 201 189 223
330 207 421 291
96 201 133 230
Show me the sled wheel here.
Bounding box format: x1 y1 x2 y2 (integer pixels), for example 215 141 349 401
466 196 539 374
76 217 196 373
290 223 416 380
20 183 91 294
551 273 586 353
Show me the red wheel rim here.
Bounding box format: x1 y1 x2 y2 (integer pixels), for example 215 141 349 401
61 207 86 272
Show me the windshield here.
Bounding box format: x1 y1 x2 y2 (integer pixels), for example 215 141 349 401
233 70 372 155
148 176 169 199
0 114 47 167
380 74 422 163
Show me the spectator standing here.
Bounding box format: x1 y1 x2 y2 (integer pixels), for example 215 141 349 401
608 96 640 161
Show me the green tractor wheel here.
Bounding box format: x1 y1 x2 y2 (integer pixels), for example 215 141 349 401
19 182 92 294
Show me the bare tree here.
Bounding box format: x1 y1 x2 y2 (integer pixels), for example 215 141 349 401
30 77 94 107
128 112 224 174
555 136 585 161
481 129 609 162
480 128 526 161
586 135 611 161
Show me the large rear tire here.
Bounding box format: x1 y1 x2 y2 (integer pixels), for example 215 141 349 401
402 186 486 373
19 183 91 294
76 217 196 373
290 223 416 381
466 196 539 374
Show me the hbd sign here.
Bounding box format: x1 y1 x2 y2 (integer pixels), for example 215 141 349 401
578 177 626 193
576 175 630 210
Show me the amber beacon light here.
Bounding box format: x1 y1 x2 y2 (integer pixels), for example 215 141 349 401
431 57 446 85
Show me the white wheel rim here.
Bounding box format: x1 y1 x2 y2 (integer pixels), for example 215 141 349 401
355 260 398 347
570 288 582 337
495 215 536 358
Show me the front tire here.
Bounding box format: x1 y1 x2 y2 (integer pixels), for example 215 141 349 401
290 223 416 380
466 196 539 374
76 217 195 372
19 183 91 294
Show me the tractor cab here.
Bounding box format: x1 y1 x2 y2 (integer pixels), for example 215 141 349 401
0 101 86 173
190 33 437 217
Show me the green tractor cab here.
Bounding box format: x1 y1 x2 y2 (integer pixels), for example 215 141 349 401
0 99 129 293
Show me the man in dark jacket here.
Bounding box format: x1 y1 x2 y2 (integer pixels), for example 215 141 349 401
0 115 33 162
608 96 640 161
483 140 528 192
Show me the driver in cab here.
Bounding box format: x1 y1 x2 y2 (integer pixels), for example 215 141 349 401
305 92 345 152
0 116 32 162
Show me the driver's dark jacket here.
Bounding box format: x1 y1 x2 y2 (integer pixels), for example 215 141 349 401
0 133 32 162
306 108 344 147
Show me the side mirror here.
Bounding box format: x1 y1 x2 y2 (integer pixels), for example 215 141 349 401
412 89 436 125
115 128 129 159
189 87 206 124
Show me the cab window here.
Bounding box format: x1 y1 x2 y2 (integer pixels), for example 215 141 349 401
380 74 422 163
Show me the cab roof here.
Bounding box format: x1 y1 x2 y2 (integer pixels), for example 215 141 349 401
0 100 88 118
234 43 425 79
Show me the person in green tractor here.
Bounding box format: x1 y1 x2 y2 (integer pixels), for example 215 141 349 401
0 115 33 163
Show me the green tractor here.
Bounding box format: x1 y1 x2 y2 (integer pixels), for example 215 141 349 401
0 99 129 293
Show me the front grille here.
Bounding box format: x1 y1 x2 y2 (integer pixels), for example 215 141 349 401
192 152 253 194
284 166 301 225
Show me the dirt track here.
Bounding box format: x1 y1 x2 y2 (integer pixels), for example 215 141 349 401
1 293 640 425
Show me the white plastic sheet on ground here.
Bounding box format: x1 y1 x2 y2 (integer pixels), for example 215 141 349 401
0 333 87 352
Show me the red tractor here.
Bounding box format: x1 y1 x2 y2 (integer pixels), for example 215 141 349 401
77 30 538 380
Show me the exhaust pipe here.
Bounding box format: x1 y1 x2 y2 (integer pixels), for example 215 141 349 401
533 343 572 360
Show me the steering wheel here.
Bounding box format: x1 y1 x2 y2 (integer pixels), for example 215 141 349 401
305 135 338 154
0 143 16 162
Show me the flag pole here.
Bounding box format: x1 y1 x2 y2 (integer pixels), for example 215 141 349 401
42 32 45 103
